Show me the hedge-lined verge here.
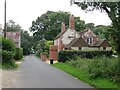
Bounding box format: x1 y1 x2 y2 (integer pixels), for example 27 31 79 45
14 48 23 60
58 50 113 62
1 37 18 69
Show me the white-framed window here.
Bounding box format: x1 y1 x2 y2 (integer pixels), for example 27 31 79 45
87 37 92 44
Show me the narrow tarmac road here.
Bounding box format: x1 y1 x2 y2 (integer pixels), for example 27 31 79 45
11 55 94 88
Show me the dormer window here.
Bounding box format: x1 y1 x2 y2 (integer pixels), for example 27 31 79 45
87 37 92 44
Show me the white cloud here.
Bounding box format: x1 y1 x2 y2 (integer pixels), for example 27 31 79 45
0 0 112 31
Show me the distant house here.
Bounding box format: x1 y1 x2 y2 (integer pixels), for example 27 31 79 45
54 15 112 51
6 32 21 48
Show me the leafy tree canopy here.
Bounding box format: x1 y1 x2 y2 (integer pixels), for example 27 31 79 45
29 11 86 40
6 20 22 32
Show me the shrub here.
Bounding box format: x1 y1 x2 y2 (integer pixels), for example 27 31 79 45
88 57 119 81
2 50 14 62
66 57 119 82
1 37 17 69
2 37 16 55
58 50 113 62
14 48 23 60
40 52 49 57
2 60 18 69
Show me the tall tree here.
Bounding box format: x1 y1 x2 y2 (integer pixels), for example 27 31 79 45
30 11 85 41
21 30 33 55
85 23 95 30
71 0 120 75
6 20 22 32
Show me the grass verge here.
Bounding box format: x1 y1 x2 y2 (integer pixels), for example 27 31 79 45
53 63 120 90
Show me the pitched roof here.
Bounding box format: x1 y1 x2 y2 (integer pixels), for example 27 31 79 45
79 29 89 36
94 39 111 47
94 39 105 46
55 30 67 39
66 37 89 48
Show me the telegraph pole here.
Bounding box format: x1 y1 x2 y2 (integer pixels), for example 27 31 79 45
4 0 6 38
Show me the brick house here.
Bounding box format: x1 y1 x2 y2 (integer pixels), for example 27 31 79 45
54 15 112 51
6 32 21 48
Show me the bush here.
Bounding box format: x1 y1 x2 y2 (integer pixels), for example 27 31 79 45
66 57 119 82
2 60 18 69
2 50 14 62
58 50 113 62
14 48 23 60
2 37 16 55
1 37 17 69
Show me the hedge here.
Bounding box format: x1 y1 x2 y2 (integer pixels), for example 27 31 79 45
2 50 14 62
58 50 113 62
14 48 23 60
1 37 18 69
2 37 16 55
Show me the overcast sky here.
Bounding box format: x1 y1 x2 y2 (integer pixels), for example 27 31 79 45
0 0 112 31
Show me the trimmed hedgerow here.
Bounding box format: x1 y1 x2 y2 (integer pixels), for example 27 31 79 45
14 48 23 60
58 50 113 62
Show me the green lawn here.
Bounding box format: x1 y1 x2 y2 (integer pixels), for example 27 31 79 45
53 63 120 90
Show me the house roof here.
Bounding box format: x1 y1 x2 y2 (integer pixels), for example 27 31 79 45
66 37 89 48
55 30 67 39
79 29 89 36
94 39 111 47
94 39 105 46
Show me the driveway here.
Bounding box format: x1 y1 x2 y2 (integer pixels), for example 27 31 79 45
3 55 94 88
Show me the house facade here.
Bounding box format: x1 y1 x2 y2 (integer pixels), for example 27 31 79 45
54 14 112 51
6 32 21 48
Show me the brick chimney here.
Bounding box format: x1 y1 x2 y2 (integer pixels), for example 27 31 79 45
69 15 74 30
61 22 65 32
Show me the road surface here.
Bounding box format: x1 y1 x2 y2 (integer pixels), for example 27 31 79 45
8 55 94 88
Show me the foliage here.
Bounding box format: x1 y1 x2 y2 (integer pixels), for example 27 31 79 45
1 37 18 69
6 19 22 32
35 39 53 57
14 48 23 60
85 23 95 30
58 50 113 62
2 37 16 55
2 60 18 69
66 57 120 82
21 30 33 55
2 50 14 62
53 62 120 89
30 11 85 40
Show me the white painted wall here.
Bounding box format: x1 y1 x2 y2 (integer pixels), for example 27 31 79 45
62 29 79 44
71 47 79 50
106 47 112 51
79 47 112 51
82 47 99 51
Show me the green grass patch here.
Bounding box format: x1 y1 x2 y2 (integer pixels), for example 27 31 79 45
53 63 120 90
